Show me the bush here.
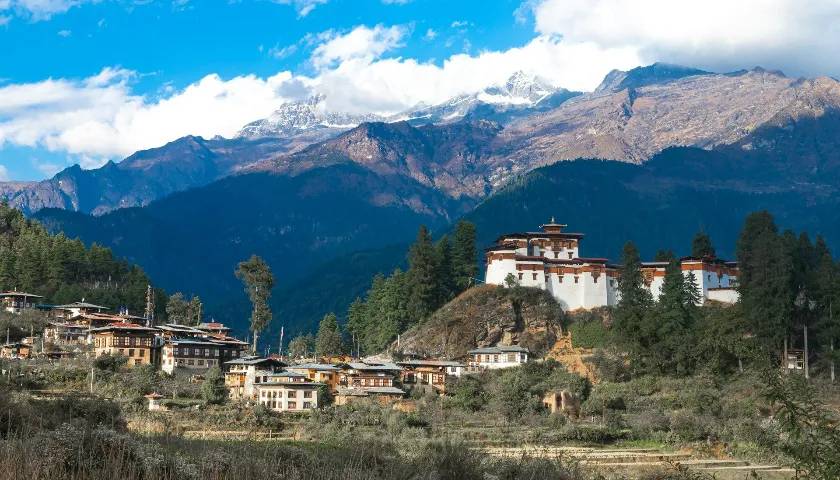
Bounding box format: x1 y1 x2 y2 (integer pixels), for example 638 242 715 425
668 410 712 442
201 367 226 405
93 354 127 372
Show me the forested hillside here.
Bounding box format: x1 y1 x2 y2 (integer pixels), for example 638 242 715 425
0 202 164 315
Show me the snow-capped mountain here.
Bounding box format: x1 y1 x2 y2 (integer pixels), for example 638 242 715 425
394 71 577 125
237 94 383 139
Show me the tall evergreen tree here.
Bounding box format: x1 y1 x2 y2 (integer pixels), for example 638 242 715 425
407 225 438 323
435 235 456 306
691 230 716 258
652 259 698 374
165 292 191 324
235 255 275 353
614 241 654 362
452 220 478 292
654 249 676 262
736 211 794 351
315 312 343 358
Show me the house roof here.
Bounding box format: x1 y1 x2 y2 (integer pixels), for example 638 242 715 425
54 301 109 310
225 356 286 367
468 345 529 354
398 360 464 368
346 362 403 372
0 291 43 298
337 386 406 396
255 381 322 389
157 324 206 334
196 322 230 331
288 363 341 371
90 323 157 333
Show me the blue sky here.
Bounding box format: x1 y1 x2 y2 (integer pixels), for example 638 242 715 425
2 0 840 182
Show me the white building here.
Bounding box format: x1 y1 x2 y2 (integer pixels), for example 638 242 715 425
255 372 321 412
485 220 739 310
224 356 286 400
468 346 529 370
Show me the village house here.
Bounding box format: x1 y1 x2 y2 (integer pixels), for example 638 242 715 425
43 321 88 346
160 338 224 374
255 371 322 412
91 323 160 367
224 356 286 400
52 300 109 319
468 345 529 370
484 220 740 310
333 361 406 405
0 291 43 314
0 342 32 359
286 363 342 393
397 359 465 393
196 322 232 335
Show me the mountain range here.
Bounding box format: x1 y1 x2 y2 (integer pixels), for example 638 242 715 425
7 62 840 337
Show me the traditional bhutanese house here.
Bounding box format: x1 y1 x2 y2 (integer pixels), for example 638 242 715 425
397 359 465 393
52 300 109 319
160 338 225 374
224 356 287 400
334 386 407 406
467 345 529 370
0 291 43 314
206 335 250 365
0 342 32 359
286 363 342 393
255 372 322 412
155 324 206 339
91 323 159 367
338 361 403 389
43 322 89 346
196 322 232 336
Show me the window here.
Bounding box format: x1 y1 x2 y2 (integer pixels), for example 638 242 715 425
288 401 297 410
493 354 499 363
139 349 145 357
517 272 523 280
568 252 573 259
187 359 194 366
554 251 559 258
198 359 204 366
507 353 515 362
532 273 538 280
303 390 313 398
287 390 296 398
303 402 312 409
574 276 579 284
205 349 210 357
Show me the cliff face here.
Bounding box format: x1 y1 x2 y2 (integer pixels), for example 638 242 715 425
395 285 565 359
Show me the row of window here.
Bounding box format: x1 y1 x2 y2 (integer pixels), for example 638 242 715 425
259 400 314 410
473 353 525 363
352 377 392 387
260 389 314 399
95 336 152 348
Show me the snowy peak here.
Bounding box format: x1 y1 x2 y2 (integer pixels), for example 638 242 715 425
237 95 383 139
483 70 556 104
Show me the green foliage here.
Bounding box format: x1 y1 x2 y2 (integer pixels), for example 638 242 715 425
201 367 226 405
691 231 716 258
315 313 343 357
614 241 654 366
287 333 314 359
447 375 489 412
0 202 162 314
94 353 128 372
235 255 275 351
566 314 612 349
165 292 203 326
347 222 479 356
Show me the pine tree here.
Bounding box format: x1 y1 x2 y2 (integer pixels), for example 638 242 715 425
165 293 191 324
614 241 654 364
654 249 676 262
315 312 343 358
235 255 275 353
406 225 438 323
736 211 794 352
653 259 697 374
691 231 716 258
452 220 478 292
188 296 203 326
201 367 226 405
435 235 456 306
288 334 315 359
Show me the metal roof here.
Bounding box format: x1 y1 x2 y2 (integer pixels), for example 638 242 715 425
468 345 529 354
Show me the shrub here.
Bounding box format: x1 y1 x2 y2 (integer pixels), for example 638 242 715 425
201 367 226 405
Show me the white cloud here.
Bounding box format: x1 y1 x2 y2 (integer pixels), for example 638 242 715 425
311 24 407 69
0 67 302 165
269 43 298 59
0 165 8 181
423 28 436 41
531 0 840 77
1 0 91 21
269 0 327 17
57 28 71 37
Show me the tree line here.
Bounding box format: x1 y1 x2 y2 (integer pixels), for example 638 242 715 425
613 211 840 380
285 221 478 358
0 202 166 317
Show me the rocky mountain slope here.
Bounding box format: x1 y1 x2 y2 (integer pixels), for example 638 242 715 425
395 285 565 359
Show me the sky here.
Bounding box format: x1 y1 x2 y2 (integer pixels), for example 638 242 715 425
1 0 840 182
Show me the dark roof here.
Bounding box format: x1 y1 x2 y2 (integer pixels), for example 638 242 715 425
288 363 341 371
337 386 406 396
225 356 286 367
397 360 464 368
54 301 109 310
90 323 157 333
496 231 585 242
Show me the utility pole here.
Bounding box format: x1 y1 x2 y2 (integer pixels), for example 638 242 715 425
804 324 810 380
278 326 284 359
144 285 155 327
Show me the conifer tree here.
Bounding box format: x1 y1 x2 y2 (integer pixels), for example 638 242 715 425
737 211 794 352
435 235 456 306
691 230 716 258
654 249 676 262
407 225 438 323
614 241 654 363
235 255 275 353
165 293 191 325
315 312 343 358
653 259 697 374
452 220 478 292
288 334 315 359
189 296 203 325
